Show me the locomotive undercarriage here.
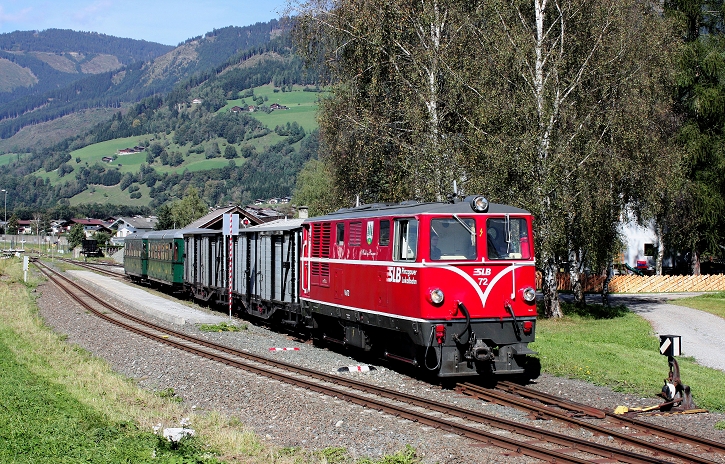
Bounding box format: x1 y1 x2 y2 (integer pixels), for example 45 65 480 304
304 300 537 378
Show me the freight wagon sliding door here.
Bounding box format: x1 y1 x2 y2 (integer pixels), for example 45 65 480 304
257 234 274 302
184 236 197 285
247 234 259 300
210 236 224 289
254 232 300 304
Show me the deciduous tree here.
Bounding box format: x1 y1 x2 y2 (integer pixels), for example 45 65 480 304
292 0 679 317
68 223 85 249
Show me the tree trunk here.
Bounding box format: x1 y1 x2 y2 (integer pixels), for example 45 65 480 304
542 257 562 318
656 223 664 276
691 247 700 275
601 262 613 306
569 248 586 307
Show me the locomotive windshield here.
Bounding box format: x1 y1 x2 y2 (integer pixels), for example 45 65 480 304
430 217 477 260
486 217 531 260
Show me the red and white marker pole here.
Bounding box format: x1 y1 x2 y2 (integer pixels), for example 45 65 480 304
228 214 233 320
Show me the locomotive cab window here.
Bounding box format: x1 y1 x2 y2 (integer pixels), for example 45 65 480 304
486 216 531 260
336 223 345 245
430 217 477 260
394 219 418 261
379 220 390 246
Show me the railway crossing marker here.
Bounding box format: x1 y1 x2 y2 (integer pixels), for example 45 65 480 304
659 335 696 411
223 213 240 320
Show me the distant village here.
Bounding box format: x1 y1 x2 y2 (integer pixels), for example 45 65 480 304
1 201 299 249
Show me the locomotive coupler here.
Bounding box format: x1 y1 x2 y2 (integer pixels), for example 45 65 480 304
660 356 696 411
471 339 495 362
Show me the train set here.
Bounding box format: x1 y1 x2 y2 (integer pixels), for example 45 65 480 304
124 195 538 378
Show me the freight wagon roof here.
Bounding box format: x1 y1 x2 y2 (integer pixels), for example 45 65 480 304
144 228 218 240
242 218 305 233
307 198 530 222
181 228 222 237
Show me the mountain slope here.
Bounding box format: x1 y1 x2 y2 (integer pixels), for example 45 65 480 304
0 21 287 147
0 29 173 103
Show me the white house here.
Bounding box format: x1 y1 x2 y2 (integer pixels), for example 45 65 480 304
108 216 158 244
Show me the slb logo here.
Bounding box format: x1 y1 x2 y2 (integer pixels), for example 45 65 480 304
386 266 417 284
473 268 491 286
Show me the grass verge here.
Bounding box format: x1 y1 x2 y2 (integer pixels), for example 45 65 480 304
669 291 725 320
0 258 422 463
531 301 725 412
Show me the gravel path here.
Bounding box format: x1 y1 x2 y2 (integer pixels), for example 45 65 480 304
606 293 725 372
34 275 725 463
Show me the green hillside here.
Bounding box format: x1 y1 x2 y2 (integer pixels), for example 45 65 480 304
0 21 323 214
220 84 321 132
24 84 321 208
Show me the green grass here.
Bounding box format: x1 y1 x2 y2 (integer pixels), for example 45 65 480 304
669 291 725 320
0 261 223 463
199 322 245 332
0 258 424 463
531 301 725 412
67 183 151 207
0 152 26 166
220 83 322 132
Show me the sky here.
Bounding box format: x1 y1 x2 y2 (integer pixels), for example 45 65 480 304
0 0 289 46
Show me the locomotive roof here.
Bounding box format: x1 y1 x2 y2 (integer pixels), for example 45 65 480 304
307 198 530 222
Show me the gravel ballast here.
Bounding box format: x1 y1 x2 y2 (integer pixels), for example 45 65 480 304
35 276 725 463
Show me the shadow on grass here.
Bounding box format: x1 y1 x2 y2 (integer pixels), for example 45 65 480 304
538 300 630 319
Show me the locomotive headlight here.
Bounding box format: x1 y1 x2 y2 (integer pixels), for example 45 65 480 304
522 286 536 303
470 195 489 213
428 288 445 305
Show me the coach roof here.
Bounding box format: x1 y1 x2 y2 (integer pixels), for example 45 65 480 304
307 198 530 222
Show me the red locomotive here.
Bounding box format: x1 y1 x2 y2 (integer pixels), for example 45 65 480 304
300 195 537 377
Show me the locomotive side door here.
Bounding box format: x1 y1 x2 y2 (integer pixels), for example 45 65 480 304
375 219 391 310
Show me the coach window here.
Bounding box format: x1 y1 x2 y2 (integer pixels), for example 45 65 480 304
394 219 418 261
336 223 345 246
379 220 390 246
430 217 476 260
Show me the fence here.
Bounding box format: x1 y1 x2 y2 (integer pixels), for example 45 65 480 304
536 272 725 293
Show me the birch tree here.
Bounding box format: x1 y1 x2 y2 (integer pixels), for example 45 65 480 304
463 0 678 316
291 0 678 317
292 0 476 203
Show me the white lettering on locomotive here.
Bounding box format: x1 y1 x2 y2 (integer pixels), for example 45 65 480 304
386 266 418 284
473 268 492 276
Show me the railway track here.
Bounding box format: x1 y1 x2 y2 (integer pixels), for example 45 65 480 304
457 381 725 463
54 257 125 278
35 259 724 463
